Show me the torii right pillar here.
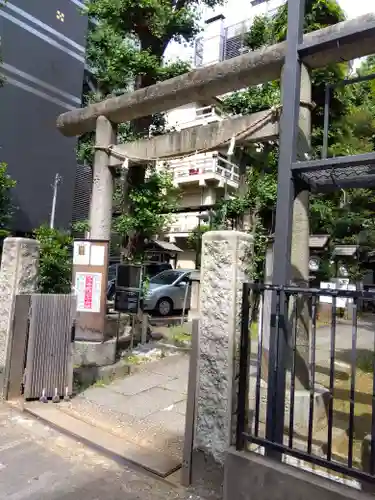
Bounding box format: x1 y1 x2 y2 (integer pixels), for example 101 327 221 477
290 62 311 390
261 63 329 436
262 63 311 389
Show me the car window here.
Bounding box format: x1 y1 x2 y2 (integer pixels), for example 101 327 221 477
150 270 182 285
145 263 172 277
179 272 191 283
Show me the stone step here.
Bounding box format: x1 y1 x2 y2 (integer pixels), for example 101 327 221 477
56 396 185 462
23 402 181 478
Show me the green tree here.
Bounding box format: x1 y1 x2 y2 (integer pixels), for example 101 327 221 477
34 226 73 294
80 0 223 259
113 167 180 260
0 163 16 238
187 223 210 268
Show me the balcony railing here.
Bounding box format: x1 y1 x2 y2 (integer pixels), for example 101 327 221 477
167 212 202 234
168 152 240 186
176 105 224 129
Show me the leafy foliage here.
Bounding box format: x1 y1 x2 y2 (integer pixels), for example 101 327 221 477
0 163 16 237
187 223 210 253
113 167 180 259
34 226 73 294
72 219 90 235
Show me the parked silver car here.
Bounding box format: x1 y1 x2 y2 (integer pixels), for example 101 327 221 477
144 269 193 316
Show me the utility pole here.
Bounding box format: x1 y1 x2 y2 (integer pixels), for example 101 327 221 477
50 173 62 229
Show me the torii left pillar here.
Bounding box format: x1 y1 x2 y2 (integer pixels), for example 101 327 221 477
89 116 117 240
73 116 118 367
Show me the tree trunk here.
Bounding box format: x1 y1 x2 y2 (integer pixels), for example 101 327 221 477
123 72 158 260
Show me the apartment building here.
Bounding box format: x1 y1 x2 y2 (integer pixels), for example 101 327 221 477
160 102 239 268
0 0 88 232
161 0 285 269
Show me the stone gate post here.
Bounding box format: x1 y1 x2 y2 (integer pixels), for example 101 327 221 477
191 230 253 497
0 237 39 397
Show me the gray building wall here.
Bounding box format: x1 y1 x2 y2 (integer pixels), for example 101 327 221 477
0 0 88 232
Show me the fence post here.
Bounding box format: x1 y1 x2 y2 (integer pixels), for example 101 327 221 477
0 238 40 398
191 230 253 495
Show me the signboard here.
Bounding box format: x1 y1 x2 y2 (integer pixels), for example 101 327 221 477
73 241 106 266
73 241 90 265
90 245 105 266
114 289 141 314
75 272 102 313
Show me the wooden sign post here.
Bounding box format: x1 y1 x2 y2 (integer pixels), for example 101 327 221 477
72 239 109 341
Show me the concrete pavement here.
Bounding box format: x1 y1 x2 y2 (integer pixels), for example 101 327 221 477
0 404 201 500
25 353 190 478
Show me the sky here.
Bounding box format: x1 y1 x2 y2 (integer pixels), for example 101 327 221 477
164 0 375 64
340 0 373 19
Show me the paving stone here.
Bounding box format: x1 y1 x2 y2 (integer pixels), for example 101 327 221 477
140 355 190 378
172 400 187 416
80 387 136 418
125 388 186 419
110 371 174 396
145 408 186 435
147 358 190 379
161 377 188 395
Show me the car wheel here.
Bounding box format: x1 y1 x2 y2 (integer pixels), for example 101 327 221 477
156 298 173 316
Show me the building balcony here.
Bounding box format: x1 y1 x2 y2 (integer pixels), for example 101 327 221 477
166 212 204 239
194 7 285 67
177 105 224 130
167 151 240 189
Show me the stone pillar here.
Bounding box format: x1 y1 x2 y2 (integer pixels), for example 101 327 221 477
192 230 253 495
202 186 216 206
261 237 274 379
262 64 312 390
290 63 311 390
89 116 117 240
0 238 39 397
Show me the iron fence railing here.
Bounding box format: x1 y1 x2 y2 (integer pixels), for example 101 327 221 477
237 283 375 485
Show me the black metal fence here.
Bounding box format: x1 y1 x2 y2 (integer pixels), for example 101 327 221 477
236 283 375 484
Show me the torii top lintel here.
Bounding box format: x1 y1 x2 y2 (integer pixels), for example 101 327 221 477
57 13 375 137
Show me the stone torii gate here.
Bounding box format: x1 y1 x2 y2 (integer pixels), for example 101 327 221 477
57 12 375 254
57 9 375 481
57 11 375 369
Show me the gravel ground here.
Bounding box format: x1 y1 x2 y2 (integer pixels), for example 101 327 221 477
0 404 201 500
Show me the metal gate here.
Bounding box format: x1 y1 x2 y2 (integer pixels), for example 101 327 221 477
6 293 76 400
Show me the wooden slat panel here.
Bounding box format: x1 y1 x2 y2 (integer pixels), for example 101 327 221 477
24 294 76 400
6 295 31 400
